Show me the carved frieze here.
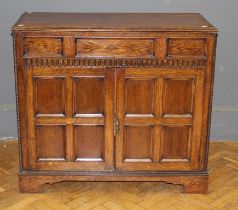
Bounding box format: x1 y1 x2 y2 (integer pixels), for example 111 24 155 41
23 58 207 69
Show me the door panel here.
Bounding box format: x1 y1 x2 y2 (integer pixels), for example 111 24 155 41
25 66 204 171
124 125 154 162
163 78 195 116
160 125 192 162
34 77 66 116
36 125 66 161
74 125 104 161
116 68 204 171
73 77 104 116
125 79 155 116
26 68 114 171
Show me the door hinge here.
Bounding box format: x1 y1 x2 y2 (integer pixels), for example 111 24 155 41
114 116 120 137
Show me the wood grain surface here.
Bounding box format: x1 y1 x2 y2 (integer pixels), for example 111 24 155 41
76 39 154 58
167 38 206 57
12 13 217 32
24 37 63 57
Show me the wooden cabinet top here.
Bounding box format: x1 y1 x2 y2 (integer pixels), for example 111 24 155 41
12 12 217 32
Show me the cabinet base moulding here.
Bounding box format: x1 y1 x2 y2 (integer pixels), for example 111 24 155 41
19 173 208 194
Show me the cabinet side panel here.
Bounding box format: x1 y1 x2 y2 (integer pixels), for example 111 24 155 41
200 34 218 170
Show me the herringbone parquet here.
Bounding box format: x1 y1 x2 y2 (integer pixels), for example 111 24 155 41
0 140 237 210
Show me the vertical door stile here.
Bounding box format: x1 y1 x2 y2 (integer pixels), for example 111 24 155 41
115 68 125 170
65 75 74 162
153 77 164 162
191 70 205 169
104 67 115 170
26 69 37 169
113 67 117 170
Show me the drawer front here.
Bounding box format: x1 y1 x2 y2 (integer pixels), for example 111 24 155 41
167 38 206 57
24 37 63 57
76 39 154 58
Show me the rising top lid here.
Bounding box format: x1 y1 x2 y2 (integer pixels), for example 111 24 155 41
12 12 218 32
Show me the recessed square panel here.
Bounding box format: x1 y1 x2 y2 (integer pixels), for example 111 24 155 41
76 39 154 58
36 125 66 161
124 126 153 161
73 77 104 116
34 77 65 116
160 125 191 161
74 125 103 161
167 38 206 57
125 79 154 115
163 78 194 115
24 37 63 57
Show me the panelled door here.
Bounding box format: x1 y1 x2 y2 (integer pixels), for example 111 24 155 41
115 68 205 171
25 67 114 171
25 66 205 172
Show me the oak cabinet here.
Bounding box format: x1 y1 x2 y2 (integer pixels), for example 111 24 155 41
12 13 218 193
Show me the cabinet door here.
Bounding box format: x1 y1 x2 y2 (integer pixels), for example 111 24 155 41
25 67 114 171
115 68 204 171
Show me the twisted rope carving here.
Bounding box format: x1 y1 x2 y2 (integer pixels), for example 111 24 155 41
12 33 23 172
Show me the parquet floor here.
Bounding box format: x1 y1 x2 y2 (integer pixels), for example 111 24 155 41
0 140 237 210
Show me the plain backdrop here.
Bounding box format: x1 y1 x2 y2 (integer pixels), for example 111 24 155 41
0 0 238 140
